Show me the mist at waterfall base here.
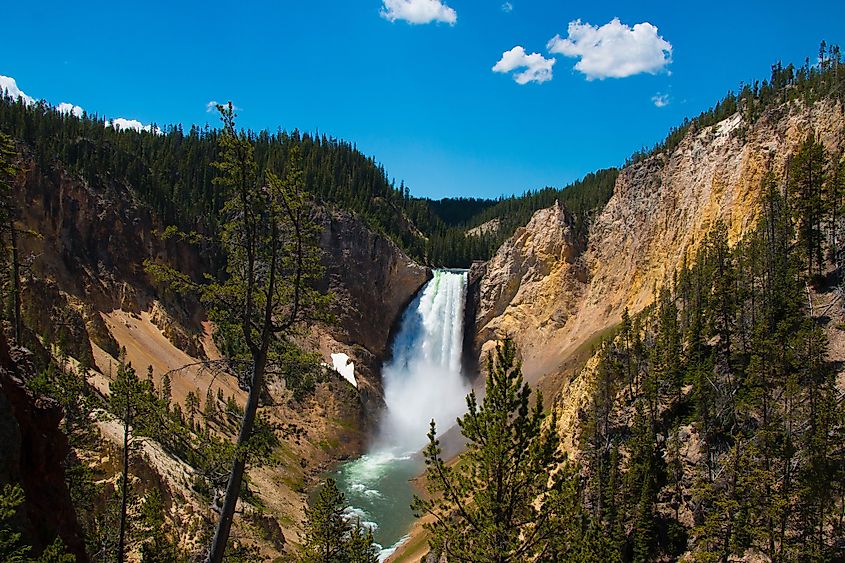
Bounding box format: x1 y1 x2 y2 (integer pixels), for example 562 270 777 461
331 270 471 560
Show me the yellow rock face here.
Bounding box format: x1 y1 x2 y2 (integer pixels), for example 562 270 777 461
475 100 845 417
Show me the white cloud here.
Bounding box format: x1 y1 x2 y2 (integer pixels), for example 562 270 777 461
651 93 669 107
106 117 159 134
501 2 513 12
380 0 457 25
547 18 672 80
1 74 158 133
56 102 84 117
0 75 35 105
492 46 555 85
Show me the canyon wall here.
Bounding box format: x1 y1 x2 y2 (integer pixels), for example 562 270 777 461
473 99 845 399
8 155 429 554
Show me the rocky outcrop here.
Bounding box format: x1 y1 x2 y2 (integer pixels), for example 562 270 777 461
0 333 86 561
466 218 501 238
474 99 845 390
475 201 585 345
314 207 430 410
21 277 96 365
9 151 431 552
15 159 209 363
473 200 588 387
463 261 486 376
18 158 428 379
317 208 430 358
149 300 205 359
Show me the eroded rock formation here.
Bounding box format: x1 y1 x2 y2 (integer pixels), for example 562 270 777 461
0 332 86 561
473 99 845 400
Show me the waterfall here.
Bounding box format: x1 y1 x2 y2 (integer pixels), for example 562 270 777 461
333 269 471 560
378 269 470 453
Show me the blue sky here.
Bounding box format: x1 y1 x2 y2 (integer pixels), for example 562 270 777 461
1 1 843 199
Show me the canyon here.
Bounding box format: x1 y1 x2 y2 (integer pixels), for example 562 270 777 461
2 86 844 561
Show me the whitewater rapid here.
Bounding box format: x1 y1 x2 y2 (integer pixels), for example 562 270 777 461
333 269 470 560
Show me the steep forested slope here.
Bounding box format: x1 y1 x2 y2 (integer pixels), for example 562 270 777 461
0 97 620 268
467 44 845 562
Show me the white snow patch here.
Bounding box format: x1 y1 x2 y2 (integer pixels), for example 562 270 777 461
331 352 357 388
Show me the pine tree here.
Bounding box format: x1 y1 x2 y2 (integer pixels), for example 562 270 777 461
543 462 619 563
109 353 145 563
790 134 828 280
343 521 378 563
829 156 845 268
299 478 377 563
148 103 330 562
621 307 634 399
204 387 217 420
0 131 22 343
0 484 30 562
413 338 563 562
185 391 199 426
627 403 660 562
160 374 172 409
139 489 180 562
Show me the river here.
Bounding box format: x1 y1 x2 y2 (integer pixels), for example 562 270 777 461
331 269 471 560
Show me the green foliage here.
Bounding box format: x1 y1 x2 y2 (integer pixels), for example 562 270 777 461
299 478 377 563
0 131 18 224
627 403 661 562
581 158 845 560
185 390 199 423
416 168 619 267
471 169 618 244
0 484 30 562
27 360 91 440
0 85 621 269
204 386 217 419
0 129 23 341
414 338 571 562
0 484 75 562
628 42 844 164
344 520 378 563
542 463 620 563
34 538 76 563
138 489 182 562
160 374 172 408
790 133 829 280
64 453 121 563
221 542 262 562
153 103 336 562
108 352 164 437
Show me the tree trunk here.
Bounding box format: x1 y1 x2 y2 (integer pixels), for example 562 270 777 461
117 399 130 563
9 220 21 344
207 348 268 563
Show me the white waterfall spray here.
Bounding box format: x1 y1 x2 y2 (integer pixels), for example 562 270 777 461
378 269 471 453
333 269 471 560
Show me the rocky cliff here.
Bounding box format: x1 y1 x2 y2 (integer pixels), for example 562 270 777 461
6 153 429 556
15 154 428 409
313 208 430 410
0 332 86 561
318 208 429 358
18 158 208 357
473 99 845 398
